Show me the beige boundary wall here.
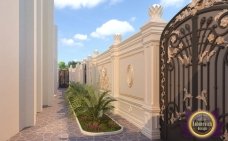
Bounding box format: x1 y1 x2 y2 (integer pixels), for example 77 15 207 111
69 63 85 84
0 0 57 140
70 5 167 139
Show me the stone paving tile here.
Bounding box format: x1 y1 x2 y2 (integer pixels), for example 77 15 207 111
9 89 153 141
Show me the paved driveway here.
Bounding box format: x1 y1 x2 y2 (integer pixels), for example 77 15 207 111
9 90 152 141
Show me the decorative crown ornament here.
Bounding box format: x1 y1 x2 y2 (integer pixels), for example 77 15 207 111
149 4 163 21
113 34 122 45
92 49 99 58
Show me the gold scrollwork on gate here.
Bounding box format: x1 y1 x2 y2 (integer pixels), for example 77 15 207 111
215 9 228 28
222 129 228 141
160 40 166 121
196 89 208 106
174 0 224 23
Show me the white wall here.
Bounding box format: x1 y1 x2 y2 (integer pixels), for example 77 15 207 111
36 0 43 113
0 0 56 140
42 0 55 106
0 1 20 140
69 63 85 84
19 0 37 130
42 0 48 105
54 25 58 94
48 0 55 105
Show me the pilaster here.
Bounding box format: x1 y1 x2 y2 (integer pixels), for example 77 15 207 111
140 4 167 139
36 0 43 113
111 34 121 112
0 1 20 140
19 0 36 129
42 0 54 106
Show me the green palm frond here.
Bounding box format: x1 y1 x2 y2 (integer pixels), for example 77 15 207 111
66 83 117 123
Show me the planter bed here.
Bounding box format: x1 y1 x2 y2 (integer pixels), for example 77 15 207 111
67 97 123 136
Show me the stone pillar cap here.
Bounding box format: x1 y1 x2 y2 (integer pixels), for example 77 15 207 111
149 4 166 23
113 34 122 45
92 49 99 57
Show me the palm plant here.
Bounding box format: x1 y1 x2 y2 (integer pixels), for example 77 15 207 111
66 82 87 115
66 82 77 96
66 82 86 96
82 86 116 124
65 83 120 132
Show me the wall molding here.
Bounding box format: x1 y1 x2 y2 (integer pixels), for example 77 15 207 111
119 93 144 101
119 50 144 60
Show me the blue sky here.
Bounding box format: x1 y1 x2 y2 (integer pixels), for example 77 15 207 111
55 0 190 63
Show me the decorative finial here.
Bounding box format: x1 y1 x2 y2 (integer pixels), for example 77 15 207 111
94 49 99 55
87 55 92 60
92 50 99 58
113 34 122 45
149 4 164 22
82 59 86 64
76 63 79 68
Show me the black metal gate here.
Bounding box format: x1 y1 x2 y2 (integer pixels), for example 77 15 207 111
160 0 228 141
59 69 69 88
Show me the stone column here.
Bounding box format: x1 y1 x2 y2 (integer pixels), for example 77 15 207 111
42 0 49 106
78 64 81 83
42 0 54 106
87 56 92 85
49 0 55 106
36 0 43 113
54 25 58 95
0 1 20 140
75 64 78 82
69 65 72 82
19 0 38 130
91 50 99 87
141 4 166 139
81 61 87 84
111 34 121 112
81 62 86 84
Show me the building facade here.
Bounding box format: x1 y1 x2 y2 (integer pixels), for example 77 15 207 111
0 0 57 140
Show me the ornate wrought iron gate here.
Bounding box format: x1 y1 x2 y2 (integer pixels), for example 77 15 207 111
160 0 228 141
59 69 69 88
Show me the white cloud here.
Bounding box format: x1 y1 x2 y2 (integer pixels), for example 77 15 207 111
61 38 75 46
54 0 106 9
90 19 134 38
109 0 123 5
61 33 88 47
54 0 123 9
160 0 189 7
74 34 88 41
61 38 83 47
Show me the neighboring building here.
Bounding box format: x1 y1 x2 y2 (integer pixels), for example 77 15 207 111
0 0 57 140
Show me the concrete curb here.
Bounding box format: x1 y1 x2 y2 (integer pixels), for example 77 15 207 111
67 97 123 136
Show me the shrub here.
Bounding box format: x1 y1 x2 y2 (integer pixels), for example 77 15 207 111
81 86 116 124
66 82 87 116
66 83 116 125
